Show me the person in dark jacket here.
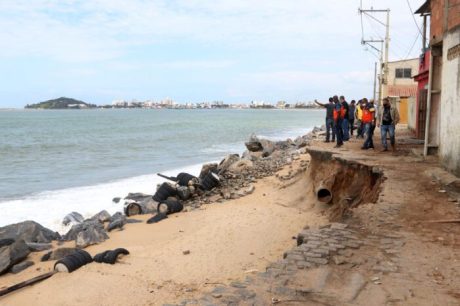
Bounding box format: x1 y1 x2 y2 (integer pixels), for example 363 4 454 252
348 100 356 136
377 97 400 152
340 96 350 141
314 97 335 143
333 95 344 148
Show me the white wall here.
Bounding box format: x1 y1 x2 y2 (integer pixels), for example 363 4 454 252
407 96 417 132
439 29 460 176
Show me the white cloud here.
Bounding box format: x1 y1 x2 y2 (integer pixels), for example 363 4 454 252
0 0 426 62
0 0 427 106
159 60 236 69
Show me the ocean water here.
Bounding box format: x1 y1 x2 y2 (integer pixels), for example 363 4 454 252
0 109 323 232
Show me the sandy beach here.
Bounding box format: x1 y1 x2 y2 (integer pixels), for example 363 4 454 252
1 155 328 305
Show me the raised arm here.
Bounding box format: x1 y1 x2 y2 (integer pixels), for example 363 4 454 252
314 99 327 107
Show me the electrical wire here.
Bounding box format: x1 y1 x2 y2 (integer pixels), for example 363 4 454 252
404 29 421 59
405 0 423 36
363 14 406 60
360 0 365 43
364 44 381 60
363 11 386 27
364 14 383 39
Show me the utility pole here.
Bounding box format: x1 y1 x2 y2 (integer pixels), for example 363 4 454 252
383 10 390 100
359 6 390 106
379 41 384 106
373 62 377 102
422 15 427 50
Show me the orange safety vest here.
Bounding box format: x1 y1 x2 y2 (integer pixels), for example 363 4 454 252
333 105 345 121
340 106 346 119
362 109 373 123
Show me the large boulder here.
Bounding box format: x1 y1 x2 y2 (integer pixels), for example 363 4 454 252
106 213 127 232
259 139 275 157
89 210 111 223
10 260 34 274
274 139 296 151
244 134 275 157
109 212 124 223
76 227 109 248
0 239 31 275
245 134 263 152
0 238 15 248
41 247 77 262
312 126 324 133
64 220 108 248
294 134 312 148
0 221 61 243
217 154 240 173
26 242 52 252
62 211 85 226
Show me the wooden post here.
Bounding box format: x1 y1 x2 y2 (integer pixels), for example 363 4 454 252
0 271 56 297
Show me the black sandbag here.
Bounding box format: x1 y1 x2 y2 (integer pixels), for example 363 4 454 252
152 183 177 202
158 199 183 214
146 213 168 224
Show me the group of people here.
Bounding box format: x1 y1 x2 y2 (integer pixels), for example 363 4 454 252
314 95 400 152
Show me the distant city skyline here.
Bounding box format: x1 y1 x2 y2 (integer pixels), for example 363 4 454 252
24 96 321 109
0 0 425 108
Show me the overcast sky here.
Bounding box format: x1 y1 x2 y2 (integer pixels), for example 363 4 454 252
0 0 426 108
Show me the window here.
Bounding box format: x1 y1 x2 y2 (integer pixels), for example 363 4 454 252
395 68 412 79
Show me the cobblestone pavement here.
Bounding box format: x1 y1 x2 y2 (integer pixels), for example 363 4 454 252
165 222 407 306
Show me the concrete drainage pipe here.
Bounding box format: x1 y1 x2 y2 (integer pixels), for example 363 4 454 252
316 186 333 204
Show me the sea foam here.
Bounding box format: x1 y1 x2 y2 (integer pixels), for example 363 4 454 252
0 163 204 233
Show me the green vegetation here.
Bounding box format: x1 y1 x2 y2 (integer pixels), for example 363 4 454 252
25 97 97 109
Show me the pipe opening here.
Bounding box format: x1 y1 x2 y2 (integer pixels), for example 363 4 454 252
317 188 332 204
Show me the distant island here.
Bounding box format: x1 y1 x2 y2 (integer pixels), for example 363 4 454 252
25 97 97 109
24 97 322 110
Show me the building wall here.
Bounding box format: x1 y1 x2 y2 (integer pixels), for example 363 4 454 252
431 0 460 43
439 29 460 176
407 96 417 131
430 0 445 42
429 54 443 146
449 0 460 30
414 50 430 138
386 59 420 86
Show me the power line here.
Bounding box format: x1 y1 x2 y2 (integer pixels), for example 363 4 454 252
359 1 383 59
358 4 390 105
405 0 423 36
404 30 421 59
362 11 386 27
364 14 407 60
365 46 381 60
364 14 384 40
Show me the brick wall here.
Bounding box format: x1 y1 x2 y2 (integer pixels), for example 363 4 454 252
448 0 460 31
430 0 460 43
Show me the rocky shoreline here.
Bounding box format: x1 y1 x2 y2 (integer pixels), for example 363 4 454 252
0 127 326 277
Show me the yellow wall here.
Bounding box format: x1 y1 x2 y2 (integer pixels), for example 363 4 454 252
398 98 408 124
